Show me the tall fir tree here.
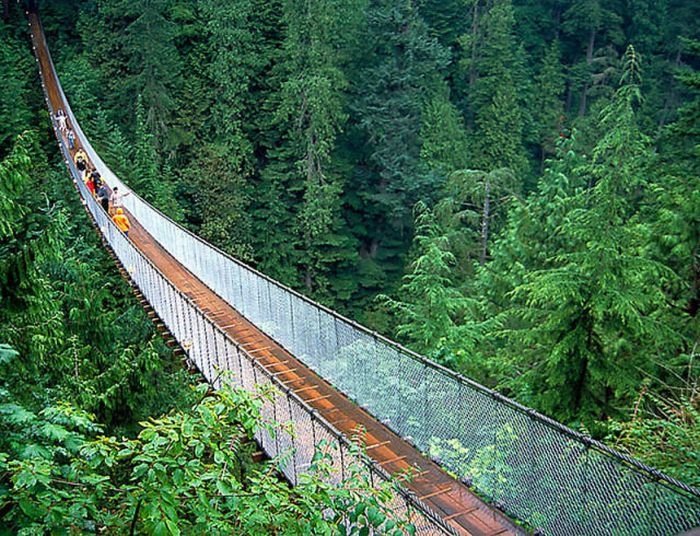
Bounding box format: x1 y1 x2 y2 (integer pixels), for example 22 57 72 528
275 0 361 300
122 0 182 150
184 0 260 260
381 203 479 360
130 96 182 219
346 0 449 298
561 0 624 116
532 40 566 169
0 21 34 152
652 37 700 317
502 47 683 425
463 0 530 180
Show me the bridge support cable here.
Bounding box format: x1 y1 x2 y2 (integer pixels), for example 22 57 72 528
29 10 700 536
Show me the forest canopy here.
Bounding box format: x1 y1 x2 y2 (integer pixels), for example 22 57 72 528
0 0 698 507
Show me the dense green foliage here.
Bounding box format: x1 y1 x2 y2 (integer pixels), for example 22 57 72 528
0 378 412 534
0 6 417 532
1 0 698 498
33 0 700 482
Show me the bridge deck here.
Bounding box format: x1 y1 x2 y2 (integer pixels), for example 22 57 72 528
30 12 519 536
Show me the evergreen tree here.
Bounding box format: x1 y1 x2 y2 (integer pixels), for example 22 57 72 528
121 0 182 149
653 37 700 317
561 0 624 116
532 40 566 169
186 143 254 260
0 22 33 152
86 108 133 178
185 0 259 260
503 47 683 424
130 96 182 219
417 0 469 50
420 86 471 176
436 168 517 269
346 0 449 297
463 0 530 179
243 0 302 286
381 203 478 359
277 0 360 299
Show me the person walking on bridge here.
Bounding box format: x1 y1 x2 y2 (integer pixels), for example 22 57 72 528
112 208 131 238
111 186 130 213
91 170 103 190
67 129 76 150
84 172 96 197
55 109 67 134
97 182 111 213
74 149 88 174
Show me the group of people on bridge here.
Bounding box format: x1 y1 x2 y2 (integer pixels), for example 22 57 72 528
54 109 131 238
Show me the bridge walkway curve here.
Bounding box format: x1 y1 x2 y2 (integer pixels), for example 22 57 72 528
28 10 520 536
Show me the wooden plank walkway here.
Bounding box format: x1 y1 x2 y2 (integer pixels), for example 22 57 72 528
29 12 521 536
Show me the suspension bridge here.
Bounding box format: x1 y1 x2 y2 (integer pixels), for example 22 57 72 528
28 8 700 536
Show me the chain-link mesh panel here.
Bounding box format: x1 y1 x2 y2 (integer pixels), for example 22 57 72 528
312 420 344 487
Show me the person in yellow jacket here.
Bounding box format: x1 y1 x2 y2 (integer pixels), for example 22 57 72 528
112 208 131 238
74 148 88 175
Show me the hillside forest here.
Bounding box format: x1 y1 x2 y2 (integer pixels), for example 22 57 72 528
0 0 698 520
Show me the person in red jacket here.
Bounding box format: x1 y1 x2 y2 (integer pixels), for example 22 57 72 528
84 171 96 196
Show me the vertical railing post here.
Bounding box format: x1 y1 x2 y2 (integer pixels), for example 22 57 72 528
286 395 298 485
580 440 591 533
235 345 244 387
288 292 296 354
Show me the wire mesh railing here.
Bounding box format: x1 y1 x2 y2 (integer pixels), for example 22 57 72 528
36 15 700 536
32 22 457 534
102 159 699 533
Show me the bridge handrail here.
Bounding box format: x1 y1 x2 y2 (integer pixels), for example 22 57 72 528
65 97 699 497
35 43 457 535
37 15 699 535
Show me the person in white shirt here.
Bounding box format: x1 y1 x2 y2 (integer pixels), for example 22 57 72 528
111 186 131 213
55 109 67 133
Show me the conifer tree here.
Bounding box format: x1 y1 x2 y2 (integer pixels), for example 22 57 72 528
417 0 468 50
277 0 360 299
381 203 477 358
243 0 303 286
532 40 566 169
651 38 700 317
420 86 471 176
130 96 181 219
348 0 448 291
0 24 33 151
185 0 259 260
88 0 182 149
122 0 182 149
503 47 682 424
463 0 529 179
86 108 133 177
436 168 517 270
561 0 623 116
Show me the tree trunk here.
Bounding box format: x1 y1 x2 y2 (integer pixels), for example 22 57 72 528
565 81 573 114
480 176 490 265
572 312 593 414
466 0 481 129
304 269 314 293
687 256 699 317
539 144 546 174
2 0 9 22
578 29 596 117
657 50 682 130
